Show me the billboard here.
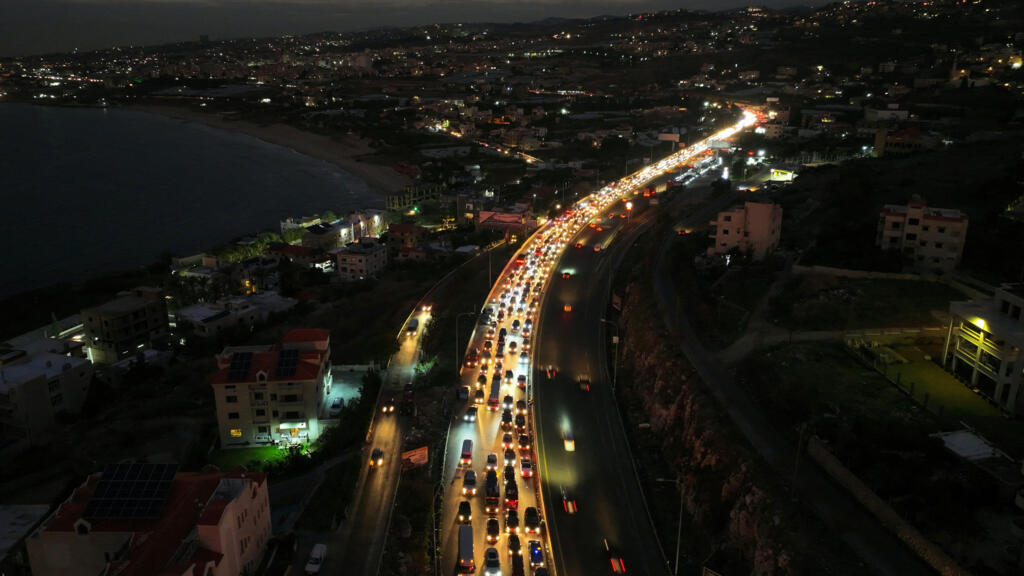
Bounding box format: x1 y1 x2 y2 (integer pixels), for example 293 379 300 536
402 446 429 470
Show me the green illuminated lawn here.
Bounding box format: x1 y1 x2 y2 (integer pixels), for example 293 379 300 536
208 446 286 471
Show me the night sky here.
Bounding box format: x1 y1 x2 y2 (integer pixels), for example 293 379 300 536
0 0 832 58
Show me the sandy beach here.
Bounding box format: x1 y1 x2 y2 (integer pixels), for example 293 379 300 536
129 104 412 196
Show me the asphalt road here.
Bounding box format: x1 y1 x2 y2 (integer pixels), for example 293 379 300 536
533 199 671 576
296 308 429 576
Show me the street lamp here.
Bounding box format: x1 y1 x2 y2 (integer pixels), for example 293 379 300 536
655 476 685 575
599 318 619 392
455 311 477 370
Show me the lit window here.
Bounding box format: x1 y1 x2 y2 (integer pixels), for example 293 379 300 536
230 428 243 437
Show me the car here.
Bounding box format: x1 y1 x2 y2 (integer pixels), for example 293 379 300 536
605 539 627 573
503 395 514 410
421 304 433 312
509 341 518 353
369 448 383 467
524 507 541 534
500 409 513 430
329 398 343 417
463 470 478 495
457 500 472 523
518 434 531 452
477 374 487 388
593 245 602 252
381 397 395 414
563 304 572 312
578 375 591 392
486 453 499 471
504 448 517 465
504 369 514 382
486 518 500 544
574 242 584 249
520 458 534 478
484 547 502 575
515 400 528 415
464 406 478 422
502 433 514 449
507 533 522 556
458 386 470 401
563 430 575 452
561 487 577 514
483 340 493 351
528 540 544 568
514 413 526 431
511 319 521 332
562 272 571 279
545 365 557 379
517 374 528 388
474 389 485 404
505 509 519 533
503 464 516 485
499 328 507 339
519 351 529 362
304 543 327 575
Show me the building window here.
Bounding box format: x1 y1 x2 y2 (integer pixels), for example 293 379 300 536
230 428 243 437
258 425 269 434
256 409 266 417
285 411 300 419
890 221 901 230
722 229 730 235
228 412 240 420
226 395 238 403
270 394 277 401
889 237 898 244
48 380 61 393
272 410 279 417
723 215 732 222
935 242 943 249
905 233 917 241
922 226 929 231
938 227 946 233
283 394 299 402
254 392 264 401
50 393 64 407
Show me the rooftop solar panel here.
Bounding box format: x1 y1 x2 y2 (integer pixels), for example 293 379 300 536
83 462 179 519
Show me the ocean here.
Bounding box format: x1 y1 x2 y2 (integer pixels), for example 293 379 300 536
0 103 382 298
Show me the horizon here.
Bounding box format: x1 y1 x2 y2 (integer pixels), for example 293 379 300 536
0 0 834 58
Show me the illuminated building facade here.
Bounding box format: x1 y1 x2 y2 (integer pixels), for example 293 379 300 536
876 201 968 274
943 285 1024 414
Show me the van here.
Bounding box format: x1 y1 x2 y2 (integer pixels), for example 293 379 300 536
457 525 475 573
460 439 473 467
304 543 327 574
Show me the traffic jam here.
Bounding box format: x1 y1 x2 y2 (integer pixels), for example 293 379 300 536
449 110 757 575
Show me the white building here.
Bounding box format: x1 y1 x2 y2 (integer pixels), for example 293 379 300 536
707 201 783 261
944 284 1024 415
876 200 968 274
332 238 388 281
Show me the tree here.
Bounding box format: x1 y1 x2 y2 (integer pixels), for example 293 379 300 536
321 210 338 223
283 228 304 244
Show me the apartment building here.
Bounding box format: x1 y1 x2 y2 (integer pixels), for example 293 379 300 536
332 239 388 281
707 201 782 261
943 284 1024 415
211 328 332 447
82 287 168 364
876 201 968 274
0 337 92 450
27 463 271 576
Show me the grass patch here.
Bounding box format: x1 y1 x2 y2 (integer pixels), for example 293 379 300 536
768 276 964 331
208 446 287 471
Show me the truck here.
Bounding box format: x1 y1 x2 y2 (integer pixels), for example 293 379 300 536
457 525 475 573
487 379 500 411
485 470 500 514
406 318 419 337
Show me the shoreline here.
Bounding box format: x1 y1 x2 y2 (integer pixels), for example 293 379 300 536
128 103 412 197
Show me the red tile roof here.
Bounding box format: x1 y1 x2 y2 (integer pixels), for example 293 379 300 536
281 328 330 344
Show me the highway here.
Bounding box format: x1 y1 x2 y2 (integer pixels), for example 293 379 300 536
435 110 758 576
534 200 669 576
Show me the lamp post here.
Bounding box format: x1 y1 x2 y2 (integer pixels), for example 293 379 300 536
455 312 477 370
655 476 685 575
599 318 619 392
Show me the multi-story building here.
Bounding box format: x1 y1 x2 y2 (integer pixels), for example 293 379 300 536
875 201 968 274
211 328 332 447
388 223 426 249
0 337 92 451
26 463 271 576
332 239 388 281
82 287 168 364
707 201 782 261
943 284 1024 414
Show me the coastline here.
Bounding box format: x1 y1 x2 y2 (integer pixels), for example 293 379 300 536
128 103 412 196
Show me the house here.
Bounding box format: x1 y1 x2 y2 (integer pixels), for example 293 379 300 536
301 222 346 251
82 287 168 365
707 201 783 261
396 246 430 262
943 284 1024 414
0 337 93 452
332 239 388 281
876 200 968 274
388 223 427 249
211 328 332 447
26 464 271 576
873 128 940 157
